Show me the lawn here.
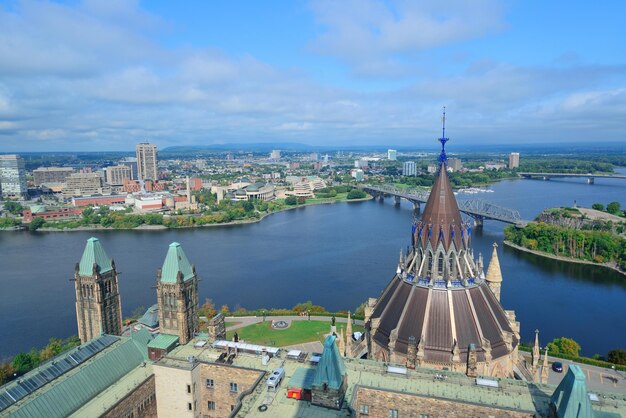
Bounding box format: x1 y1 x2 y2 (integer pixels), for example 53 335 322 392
225 320 364 347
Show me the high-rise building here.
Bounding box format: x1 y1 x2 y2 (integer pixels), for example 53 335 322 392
136 143 158 180
387 149 397 160
447 157 462 172
74 237 123 343
508 152 520 169
105 165 132 186
403 161 417 176
156 242 199 345
33 167 74 186
270 149 281 160
0 154 28 198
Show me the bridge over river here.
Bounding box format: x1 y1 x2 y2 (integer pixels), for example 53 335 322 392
518 172 626 184
360 184 529 227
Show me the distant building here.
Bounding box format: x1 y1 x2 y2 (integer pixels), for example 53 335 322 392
270 149 281 160
136 143 158 180
23 206 82 223
289 162 300 169
427 164 437 174
64 172 105 198
33 167 74 186
119 157 138 180
105 165 132 186
74 237 123 343
509 152 520 169
351 169 364 181
285 176 327 198
403 161 417 176
354 158 368 169
0 154 28 198
72 195 127 207
485 162 506 170
387 149 397 160
447 157 462 172
310 153 319 161
156 242 199 345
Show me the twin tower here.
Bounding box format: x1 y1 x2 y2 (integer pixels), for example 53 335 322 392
73 238 199 344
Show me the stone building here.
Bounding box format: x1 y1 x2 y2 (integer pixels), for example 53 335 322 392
311 335 347 410
74 237 123 343
156 242 199 345
361 131 520 378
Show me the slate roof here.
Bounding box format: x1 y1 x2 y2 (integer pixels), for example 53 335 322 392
160 242 195 283
78 237 113 276
312 335 346 390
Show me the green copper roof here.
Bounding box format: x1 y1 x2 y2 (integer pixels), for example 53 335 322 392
160 242 195 283
550 364 594 418
78 237 113 276
148 333 179 350
5 334 149 418
312 335 346 390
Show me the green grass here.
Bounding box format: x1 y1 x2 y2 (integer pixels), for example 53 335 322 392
226 320 364 347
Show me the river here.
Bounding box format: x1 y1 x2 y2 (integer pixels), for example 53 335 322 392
1 169 626 358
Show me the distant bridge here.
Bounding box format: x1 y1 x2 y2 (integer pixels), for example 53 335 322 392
360 184 528 227
518 172 626 184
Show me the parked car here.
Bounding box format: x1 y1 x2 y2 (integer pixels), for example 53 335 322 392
552 361 563 373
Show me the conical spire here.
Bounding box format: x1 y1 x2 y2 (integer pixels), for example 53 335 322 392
78 237 113 276
532 329 540 369
485 243 503 283
160 242 195 283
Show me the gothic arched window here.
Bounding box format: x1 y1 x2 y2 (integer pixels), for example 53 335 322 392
437 253 444 277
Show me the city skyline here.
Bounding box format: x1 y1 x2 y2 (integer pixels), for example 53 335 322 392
1 0 625 151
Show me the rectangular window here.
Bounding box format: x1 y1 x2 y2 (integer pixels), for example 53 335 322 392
187 384 191 393
230 382 238 392
231 405 235 411
208 401 216 410
360 404 369 414
206 378 214 388
188 402 192 411
389 409 398 418
420 415 430 418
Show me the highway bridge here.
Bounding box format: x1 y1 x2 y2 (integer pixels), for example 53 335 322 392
518 172 626 184
360 184 528 227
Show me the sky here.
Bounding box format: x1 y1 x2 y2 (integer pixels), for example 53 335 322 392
0 0 625 151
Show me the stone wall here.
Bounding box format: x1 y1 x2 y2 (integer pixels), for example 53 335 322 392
197 363 264 418
352 386 534 418
102 375 157 418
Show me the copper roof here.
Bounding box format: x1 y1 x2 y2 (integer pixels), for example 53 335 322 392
414 164 468 251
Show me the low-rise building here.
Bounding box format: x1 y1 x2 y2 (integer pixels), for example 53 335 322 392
72 195 127 207
22 206 82 222
33 167 75 186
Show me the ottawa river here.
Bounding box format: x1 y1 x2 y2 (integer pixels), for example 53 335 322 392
1 169 626 358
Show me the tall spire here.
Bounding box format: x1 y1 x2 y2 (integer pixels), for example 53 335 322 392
532 329 540 370
438 106 449 165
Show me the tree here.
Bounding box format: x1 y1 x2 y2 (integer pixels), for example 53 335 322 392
547 337 581 357
285 196 298 205
347 189 366 199
607 201 621 215
28 217 45 231
0 362 16 385
608 349 626 365
220 304 230 315
12 349 40 375
200 298 217 319
3 201 23 215
592 203 604 211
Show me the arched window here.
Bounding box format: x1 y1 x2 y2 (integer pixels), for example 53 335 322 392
449 257 455 278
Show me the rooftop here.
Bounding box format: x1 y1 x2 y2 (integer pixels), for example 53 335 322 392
78 237 113 276
160 242 195 283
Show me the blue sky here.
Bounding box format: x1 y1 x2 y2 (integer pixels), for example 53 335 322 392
0 0 625 151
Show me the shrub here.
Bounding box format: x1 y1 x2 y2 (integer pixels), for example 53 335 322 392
285 196 298 205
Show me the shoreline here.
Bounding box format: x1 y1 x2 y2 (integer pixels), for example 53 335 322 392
503 240 626 277
2 195 373 233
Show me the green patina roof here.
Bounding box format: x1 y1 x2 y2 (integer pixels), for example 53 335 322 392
6 334 149 418
289 367 316 390
550 364 594 418
312 335 346 390
78 237 113 276
148 333 179 350
160 242 195 283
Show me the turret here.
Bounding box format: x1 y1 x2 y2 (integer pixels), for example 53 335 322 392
485 243 503 301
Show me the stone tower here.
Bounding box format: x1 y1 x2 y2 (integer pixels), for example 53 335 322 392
156 242 199 344
485 242 503 301
74 237 123 343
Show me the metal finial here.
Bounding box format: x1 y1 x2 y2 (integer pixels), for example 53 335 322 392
438 106 449 164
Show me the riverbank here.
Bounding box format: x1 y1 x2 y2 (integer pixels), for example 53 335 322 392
503 240 626 277
2 195 373 233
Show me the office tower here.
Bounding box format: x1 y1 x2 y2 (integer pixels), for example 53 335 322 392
387 149 397 160
136 143 158 180
403 161 417 176
508 152 520 169
0 154 28 198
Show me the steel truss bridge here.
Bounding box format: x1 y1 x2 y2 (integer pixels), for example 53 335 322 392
360 184 528 227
